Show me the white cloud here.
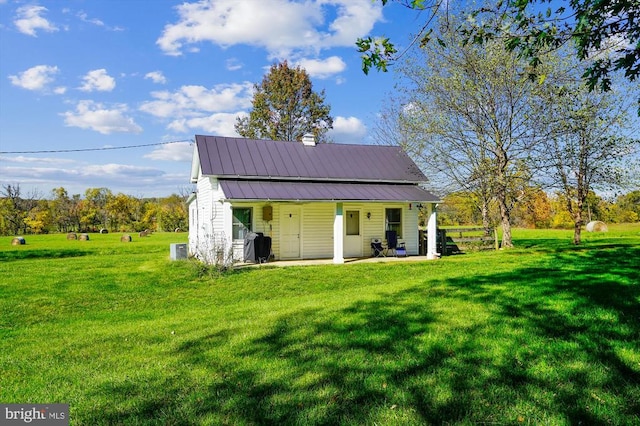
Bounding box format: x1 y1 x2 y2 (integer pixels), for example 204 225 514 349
144 142 193 161
140 83 253 119
327 116 367 144
77 11 104 27
61 100 143 134
226 58 243 71
14 5 58 36
8 65 60 91
0 162 185 197
144 71 167 84
83 163 163 178
297 56 346 78
79 69 116 92
0 155 75 164
156 0 382 57
167 112 242 136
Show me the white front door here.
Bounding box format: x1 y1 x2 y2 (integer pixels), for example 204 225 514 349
280 207 301 259
344 210 362 257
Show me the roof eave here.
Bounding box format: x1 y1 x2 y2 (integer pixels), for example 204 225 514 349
205 174 427 185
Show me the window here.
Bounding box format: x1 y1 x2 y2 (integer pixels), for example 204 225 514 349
346 210 360 236
385 208 402 238
232 207 252 240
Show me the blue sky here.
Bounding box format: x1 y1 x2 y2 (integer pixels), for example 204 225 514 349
0 0 425 197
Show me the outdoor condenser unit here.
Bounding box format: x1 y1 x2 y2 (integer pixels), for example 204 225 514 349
170 243 187 260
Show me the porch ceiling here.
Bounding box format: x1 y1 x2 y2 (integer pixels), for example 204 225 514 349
219 180 439 202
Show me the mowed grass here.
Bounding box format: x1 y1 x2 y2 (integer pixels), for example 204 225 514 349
1 227 639 425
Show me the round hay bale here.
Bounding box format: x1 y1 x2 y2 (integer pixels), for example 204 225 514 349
11 236 26 246
99 228 109 234
79 233 90 241
139 231 148 238
174 228 181 233
120 234 132 242
67 232 78 240
586 221 608 232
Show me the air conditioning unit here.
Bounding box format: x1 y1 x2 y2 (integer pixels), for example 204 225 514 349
170 243 187 260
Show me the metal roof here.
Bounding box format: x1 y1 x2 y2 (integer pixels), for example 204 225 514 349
195 135 427 182
219 180 439 202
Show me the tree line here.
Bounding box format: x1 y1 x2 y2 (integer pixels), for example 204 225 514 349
436 189 640 229
0 184 188 236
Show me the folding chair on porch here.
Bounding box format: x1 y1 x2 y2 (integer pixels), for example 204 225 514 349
371 238 385 257
385 230 406 257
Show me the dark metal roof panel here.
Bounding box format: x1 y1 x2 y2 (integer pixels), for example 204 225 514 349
195 135 427 182
219 180 439 202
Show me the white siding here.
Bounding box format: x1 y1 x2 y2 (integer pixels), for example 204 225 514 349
190 175 232 263
190 190 423 262
301 203 334 259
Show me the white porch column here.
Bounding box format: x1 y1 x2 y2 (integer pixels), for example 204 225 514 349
427 204 439 260
333 202 344 264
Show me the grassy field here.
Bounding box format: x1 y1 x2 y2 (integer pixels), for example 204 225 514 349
1 226 639 425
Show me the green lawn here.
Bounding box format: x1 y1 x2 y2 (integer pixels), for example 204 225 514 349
1 227 639 425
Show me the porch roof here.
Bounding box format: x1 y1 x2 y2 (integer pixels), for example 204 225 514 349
219 180 439 202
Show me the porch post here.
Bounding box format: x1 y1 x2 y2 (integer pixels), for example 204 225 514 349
333 202 344 264
427 204 439 260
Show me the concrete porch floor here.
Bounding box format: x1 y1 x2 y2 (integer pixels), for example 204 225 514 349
236 255 434 268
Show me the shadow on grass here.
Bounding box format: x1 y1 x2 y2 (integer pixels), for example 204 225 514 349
0 248 89 261
85 245 639 425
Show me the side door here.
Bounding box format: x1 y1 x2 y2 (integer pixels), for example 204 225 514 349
280 206 301 259
344 209 362 257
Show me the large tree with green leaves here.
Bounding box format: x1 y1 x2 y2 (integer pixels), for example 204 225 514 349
377 19 546 247
358 0 640 113
536 73 638 244
235 61 333 142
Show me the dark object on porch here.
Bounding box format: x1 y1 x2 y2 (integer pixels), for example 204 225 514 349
385 230 406 256
371 238 385 257
244 232 271 263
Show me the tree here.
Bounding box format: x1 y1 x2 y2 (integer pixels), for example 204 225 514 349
378 19 546 247
24 200 53 234
0 184 40 235
50 187 79 232
79 188 112 231
235 61 333 142
158 194 187 232
614 190 640 222
357 0 640 114
537 75 638 244
511 187 552 228
106 193 139 232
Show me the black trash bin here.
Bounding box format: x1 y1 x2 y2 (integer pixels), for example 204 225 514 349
258 236 271 263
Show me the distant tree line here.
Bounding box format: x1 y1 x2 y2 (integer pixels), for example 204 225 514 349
0 184 188 236
433 189 640 229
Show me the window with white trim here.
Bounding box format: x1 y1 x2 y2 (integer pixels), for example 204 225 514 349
232 207 252 240
385 208 402 238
